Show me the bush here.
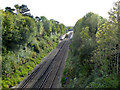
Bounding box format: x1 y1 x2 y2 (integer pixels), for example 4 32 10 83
86 74 119 88
31 52 37 58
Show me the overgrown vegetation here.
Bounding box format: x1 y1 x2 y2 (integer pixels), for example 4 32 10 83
62 1 120 88
1 4 67 88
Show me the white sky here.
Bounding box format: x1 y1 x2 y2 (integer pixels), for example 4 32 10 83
0 0 118 26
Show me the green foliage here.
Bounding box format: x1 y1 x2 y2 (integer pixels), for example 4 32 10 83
87 74 119 88
2 4 66 88
62 1 119 88
31 52 37 58
67 26 73 30
2 11 37 50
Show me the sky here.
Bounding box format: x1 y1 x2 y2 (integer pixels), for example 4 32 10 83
0 0 118 26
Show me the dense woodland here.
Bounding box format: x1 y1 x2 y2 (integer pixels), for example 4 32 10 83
62 1 120 88
1 1 120 89
0 4 67 88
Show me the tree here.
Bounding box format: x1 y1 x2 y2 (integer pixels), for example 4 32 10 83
35 16 40 21
19 4 30 14
108 1 120 75
60 24 65 34
40 16 52 36
14 4 30 15
5 7 15 13
14 4 20 14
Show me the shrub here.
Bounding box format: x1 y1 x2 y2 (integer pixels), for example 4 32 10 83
31 52 37 58
86 74 119 88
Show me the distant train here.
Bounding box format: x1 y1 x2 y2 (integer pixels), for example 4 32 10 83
60 30 73 40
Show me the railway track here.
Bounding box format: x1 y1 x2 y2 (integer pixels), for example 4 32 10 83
16 39 70 89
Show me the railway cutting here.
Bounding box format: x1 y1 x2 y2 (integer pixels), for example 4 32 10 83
16 37 70 89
